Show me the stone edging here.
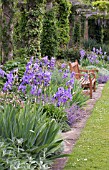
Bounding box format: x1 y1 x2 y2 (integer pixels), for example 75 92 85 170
52 84 105 170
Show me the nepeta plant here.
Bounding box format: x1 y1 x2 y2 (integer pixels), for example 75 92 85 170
97 74 109 84
65 104 85 126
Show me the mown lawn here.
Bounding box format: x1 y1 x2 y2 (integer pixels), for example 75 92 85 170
64 82 109 170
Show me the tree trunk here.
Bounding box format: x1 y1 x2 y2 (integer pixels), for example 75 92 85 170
1 1 14 63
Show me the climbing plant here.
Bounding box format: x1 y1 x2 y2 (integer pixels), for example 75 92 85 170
92 1 109 13
1 0 14 63
26 0 46 58
73 18 81 45
41 6 58 58
13 1 28 59
92 0 109 45
56 0 71 48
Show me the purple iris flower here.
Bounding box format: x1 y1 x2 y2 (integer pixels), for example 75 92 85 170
37 88 42 96
80 49 86 60
3 71 16 91
42 56 49 66
49 57 56 69
58 69 62 73
63 72 68 79
18 84 26 93
0 68 6 78
98 74 109 84
102 55 104 59
61 63 67 69
30 85 37 95
87 52 98 64
66 78 75 88
53 87 72 107
3 82 12 91
70 72 75 78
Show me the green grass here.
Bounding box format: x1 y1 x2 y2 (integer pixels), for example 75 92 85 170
64 82 109 170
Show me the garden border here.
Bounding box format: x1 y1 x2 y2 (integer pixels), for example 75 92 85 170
52 84 105 170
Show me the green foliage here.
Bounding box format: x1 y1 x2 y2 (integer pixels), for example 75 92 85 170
92 1 109 12
0 102 64 168
51 67 70 87
73 20 81 45
0 138 38 169
71 80 89 107
1 0 14 63
14 6 28 58
82 38 109 55
43 103 70 132
41 8 58 58
27 2 46 58
57 47 80 61
82 38 100 50
51 67 88 107
57 0 71 47
3 59 27 80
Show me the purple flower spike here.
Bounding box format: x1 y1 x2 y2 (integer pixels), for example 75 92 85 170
61 63 67 69
80 49 86 60
0 68 7 78
49 57 56 69
53 86 72 107
42 56 49 65
70 72 75 78
62 72 68 79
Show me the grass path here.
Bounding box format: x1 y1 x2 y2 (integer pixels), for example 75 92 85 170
64 82 109 170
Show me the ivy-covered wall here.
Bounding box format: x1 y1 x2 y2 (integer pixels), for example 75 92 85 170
41 7 58 58
26 0 46 58
1 0 14 64
1 0 109 64
88 18 109 45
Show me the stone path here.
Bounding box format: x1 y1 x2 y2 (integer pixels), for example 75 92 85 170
52 84 105 170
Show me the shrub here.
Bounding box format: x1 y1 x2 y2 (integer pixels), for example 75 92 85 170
57 47 80 61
